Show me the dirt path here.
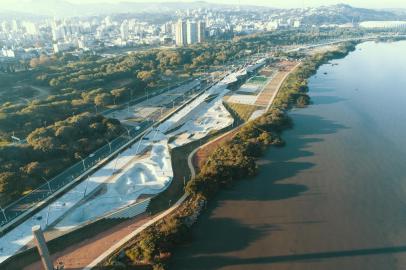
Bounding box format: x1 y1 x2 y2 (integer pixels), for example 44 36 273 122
255 62 300 109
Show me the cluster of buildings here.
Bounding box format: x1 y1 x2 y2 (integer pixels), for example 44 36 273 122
1 5 405 70
0 7 308 63
174 19 206 46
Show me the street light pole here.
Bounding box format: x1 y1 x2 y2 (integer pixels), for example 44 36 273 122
113 154 120 173
41 176 52 194
124 126 131 139
77 155 86 171
0 207 8 222
105 139 112 153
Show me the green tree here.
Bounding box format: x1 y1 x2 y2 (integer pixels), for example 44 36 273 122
94 93 112 107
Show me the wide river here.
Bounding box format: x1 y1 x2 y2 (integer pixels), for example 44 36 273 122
170 41 406 270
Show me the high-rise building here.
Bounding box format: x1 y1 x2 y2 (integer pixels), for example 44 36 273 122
1 21 10 33
186 20 198 45
197 21 206 43
120 20 129 40
11 20 19 32
175 19 187 46
22 21 38 35
161 22 172 34
52 25 65 41
293 20 301 28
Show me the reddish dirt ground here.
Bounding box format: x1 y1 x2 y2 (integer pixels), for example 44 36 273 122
24 214 152 270
193 129 240 171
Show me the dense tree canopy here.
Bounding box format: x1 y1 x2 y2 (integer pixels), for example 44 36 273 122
0 113 123 206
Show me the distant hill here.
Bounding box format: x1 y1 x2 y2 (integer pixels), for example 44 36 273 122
0 10 47 21
0 1 403 23
381 8 406 16
299 4 405 25
0 0 271 17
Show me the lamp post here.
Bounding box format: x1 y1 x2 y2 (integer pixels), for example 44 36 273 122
123 126 131 139
77 154 86 171
41 176 52 194
105 139 112 153
113 154 120 173
0 207 8 223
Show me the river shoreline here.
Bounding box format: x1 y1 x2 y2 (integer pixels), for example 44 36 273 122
100 41 359 270
170 40 406 270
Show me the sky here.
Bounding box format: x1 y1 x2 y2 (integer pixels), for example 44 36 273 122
63 0 406 9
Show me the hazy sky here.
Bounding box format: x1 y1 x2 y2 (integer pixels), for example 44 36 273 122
64 0 406 9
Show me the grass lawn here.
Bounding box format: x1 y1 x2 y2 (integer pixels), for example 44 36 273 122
225 102 260 122
248 76 269 85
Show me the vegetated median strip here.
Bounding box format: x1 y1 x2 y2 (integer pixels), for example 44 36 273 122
94 41 359 270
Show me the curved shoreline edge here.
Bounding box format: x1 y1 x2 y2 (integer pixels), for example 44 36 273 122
94 41 360 269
